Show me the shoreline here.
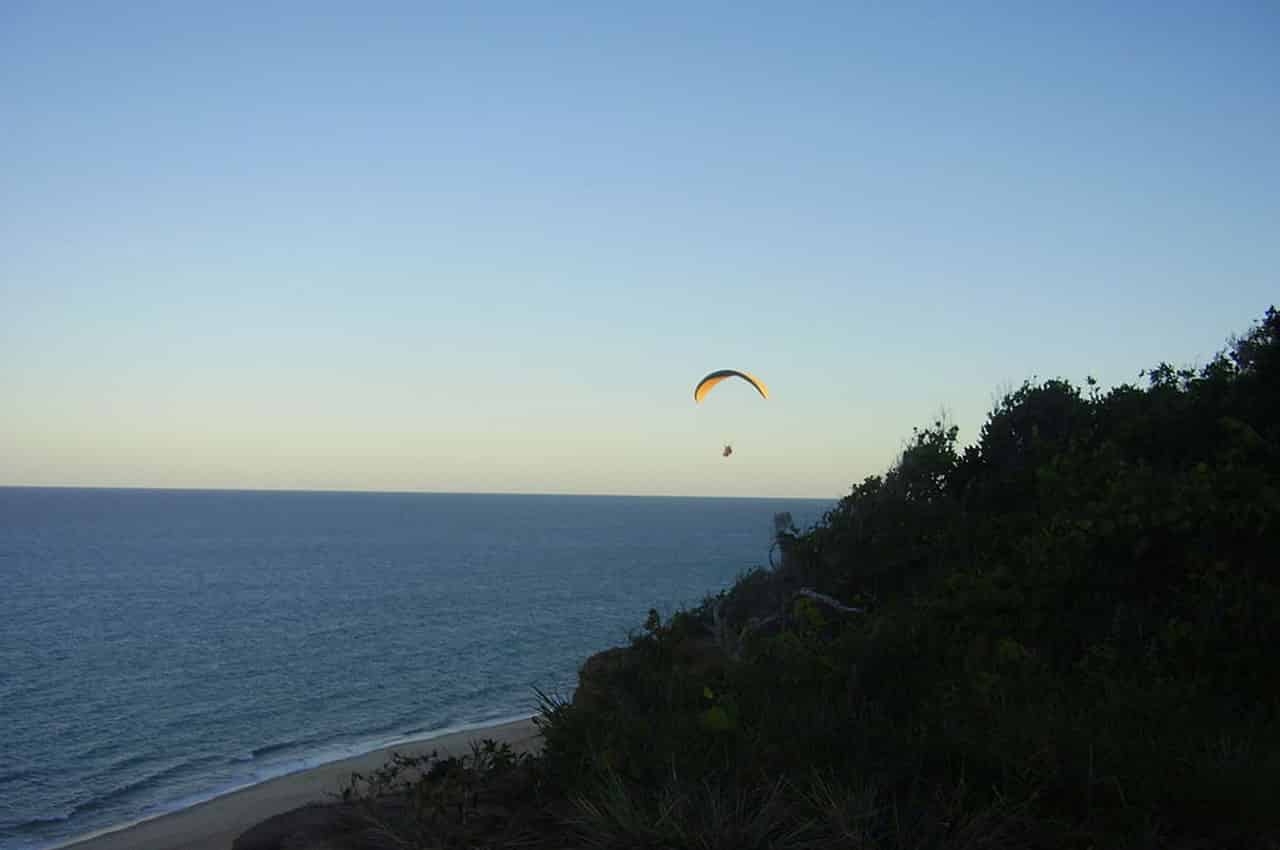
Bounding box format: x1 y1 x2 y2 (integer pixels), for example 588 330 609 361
53 716 542 850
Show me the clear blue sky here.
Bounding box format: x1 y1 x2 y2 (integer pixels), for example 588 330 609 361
2 2 1276 497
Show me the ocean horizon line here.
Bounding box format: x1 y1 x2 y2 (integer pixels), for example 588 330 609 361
0 483 836 502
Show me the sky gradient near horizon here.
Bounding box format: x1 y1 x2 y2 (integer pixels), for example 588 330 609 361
3 2 1277 498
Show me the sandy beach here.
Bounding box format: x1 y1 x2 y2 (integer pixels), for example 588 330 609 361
57 717 542 850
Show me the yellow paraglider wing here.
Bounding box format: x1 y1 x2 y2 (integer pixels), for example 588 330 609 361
693 370 769 403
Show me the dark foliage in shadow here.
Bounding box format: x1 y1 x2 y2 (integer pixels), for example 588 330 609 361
336 307 1280 849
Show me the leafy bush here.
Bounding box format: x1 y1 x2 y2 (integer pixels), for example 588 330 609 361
538 307 1280 848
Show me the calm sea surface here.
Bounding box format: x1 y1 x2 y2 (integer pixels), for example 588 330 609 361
0 487 830 850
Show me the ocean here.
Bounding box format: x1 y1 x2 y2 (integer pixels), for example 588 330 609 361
0 487 830 850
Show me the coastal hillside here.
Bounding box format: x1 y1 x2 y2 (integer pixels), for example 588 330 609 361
260 307 1280 849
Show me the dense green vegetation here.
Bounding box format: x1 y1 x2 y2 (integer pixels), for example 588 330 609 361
345 308 1280 849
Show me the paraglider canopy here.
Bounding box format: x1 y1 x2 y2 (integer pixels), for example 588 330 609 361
693 369 769 403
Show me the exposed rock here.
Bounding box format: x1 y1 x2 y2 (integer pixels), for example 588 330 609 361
570 646 635 713
668 634 726 679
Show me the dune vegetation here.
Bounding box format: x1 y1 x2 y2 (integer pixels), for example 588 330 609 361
327 307 1279 849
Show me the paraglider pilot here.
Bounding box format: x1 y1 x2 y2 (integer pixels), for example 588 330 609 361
722 444 733 458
